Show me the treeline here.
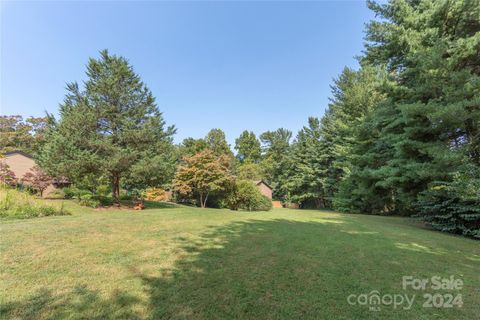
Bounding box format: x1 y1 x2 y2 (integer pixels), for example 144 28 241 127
207 0 479 238
173 127 291 209
277 0 479 238
0 116 48 156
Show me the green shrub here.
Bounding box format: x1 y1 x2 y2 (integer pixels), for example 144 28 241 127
62 187 75 199
205 191 229 208
96 195 113 206
96 185 111 197
78 198 101 208
64 186 115 207
49 189 66 199
76 189 92 199
226 180 272 211
0 187 70 219
119 189 134 201
256 195 273 211
78 194 101 208
62 187 91 200
120 194 133 201
63 185 116 208
77 193 114 208
415 165 480 239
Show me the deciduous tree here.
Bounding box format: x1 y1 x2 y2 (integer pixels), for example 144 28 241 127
21 166 52 197
0 162 17 186
0 115 48 155
174 149 233 208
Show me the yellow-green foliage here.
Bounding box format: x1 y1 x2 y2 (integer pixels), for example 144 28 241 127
143 187 170 202
0 186 70 219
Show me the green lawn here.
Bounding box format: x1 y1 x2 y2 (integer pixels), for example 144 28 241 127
1 201 479 319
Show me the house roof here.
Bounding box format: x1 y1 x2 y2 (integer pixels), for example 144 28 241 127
254 180 273 190
3 150 34 159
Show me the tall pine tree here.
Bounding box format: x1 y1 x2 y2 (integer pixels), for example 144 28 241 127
339 0 479 236
39 50 176 204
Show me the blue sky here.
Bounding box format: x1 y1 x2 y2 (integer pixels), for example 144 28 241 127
1 1 375 145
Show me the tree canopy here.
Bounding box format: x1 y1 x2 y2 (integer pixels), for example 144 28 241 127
205 129 233 157
174 149 233 208
235 130 261 163
39 50 176 203
0 116 48 156
259 128 292 199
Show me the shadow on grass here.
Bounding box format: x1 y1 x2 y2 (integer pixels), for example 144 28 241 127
0 286 142 320
2 219 477 319
137 219 357 319
136 219 478 319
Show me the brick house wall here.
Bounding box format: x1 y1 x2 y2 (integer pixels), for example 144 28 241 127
255 180 273 200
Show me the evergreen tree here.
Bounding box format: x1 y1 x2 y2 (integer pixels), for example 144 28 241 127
283 117 325 207
277 0 480 237
205 129 233 157
39 50 175 204
237 162 263 181
316 66 386 208
178 138 208 157
416 164 480 239
335 0 480 236
235 130 262 163
259 128 292 199
354 0 480 215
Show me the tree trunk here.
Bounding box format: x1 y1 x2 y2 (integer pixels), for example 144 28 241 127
198 192 209 208
203 192 209 208
112 174 120 206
